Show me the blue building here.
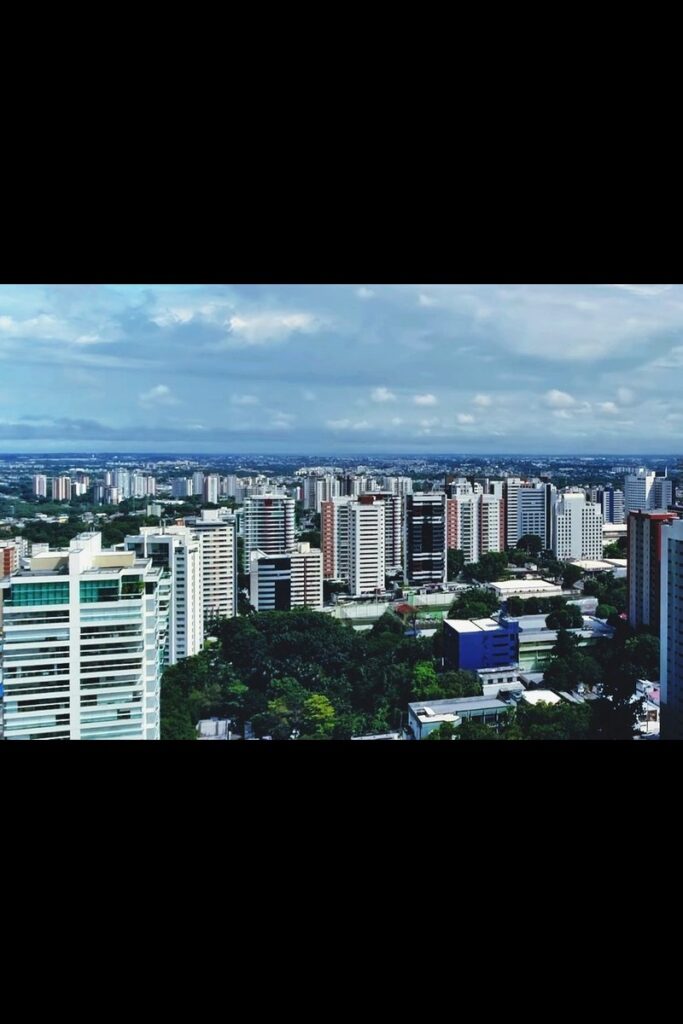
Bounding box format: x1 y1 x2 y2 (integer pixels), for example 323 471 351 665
443 617 520 672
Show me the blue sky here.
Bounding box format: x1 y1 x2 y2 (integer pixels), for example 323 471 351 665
0 283 681 453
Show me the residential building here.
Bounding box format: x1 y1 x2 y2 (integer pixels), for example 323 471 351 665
249 542 323 611
203 474 220 505
348 500 385 596
598 486 625 525
32 474 47 498
627 510 678 631
321 496 352 579
0 532 165 740
624 468 656 514
242 494 295 572
185 509 237 621
660 518 683 739
518 483 554 550
114 469 131 500
356 492 403 571
384 476 413 498
0 542 18 577
654 470 673 510
443 617 520 671
404 493 447 585
172 477 193 499
124 527 203 665
51 476 71 502
504 477 523 548
480 494 505 555
552 491 603 561
447 494 479 563
192 472 205 496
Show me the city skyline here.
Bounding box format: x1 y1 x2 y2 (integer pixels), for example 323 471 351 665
1 283 682 454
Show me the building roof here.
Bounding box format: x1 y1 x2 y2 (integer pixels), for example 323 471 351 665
443 617 503 634
521 690 562 706
488 579 560 593
408 696 509 717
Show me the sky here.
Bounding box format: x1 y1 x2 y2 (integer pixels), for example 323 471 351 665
0 282 681 454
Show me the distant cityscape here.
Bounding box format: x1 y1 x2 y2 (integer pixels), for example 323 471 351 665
0 451 681 740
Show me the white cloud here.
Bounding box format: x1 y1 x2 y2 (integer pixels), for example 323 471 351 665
352 420 370 430
356 287 375 299
391 417 403 426
473 394 492 407
139 384 179 406
151 307 196 327
544 389 576 408
420 417 439 428
231 394 259 405
327 418 352 430
610 284 673 296
302 389 317 401
457 413 475 424
414 393 437 406
226 312 318 345
598 401 620 415
553 409 573 419
617 387 634 404
371 386 397 403
418 293 436 307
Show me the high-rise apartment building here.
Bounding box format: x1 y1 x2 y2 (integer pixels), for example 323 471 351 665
653 470 673 510
203 474 220 505
172 477 193 499
192 472 205 496
660 518 683 739
32 474 47 498
249 542 323 612
321 496 352 579
0 532 164 740
479 494 505 555
185 509 237 621
384 476 413 498
624 468 656 514
504 478 523 548
627 510 678 632
552 492 603 560
51 476 71 502
242 495 295 571
125 527 203 665
517 483 555 550
598 487 625 525
349 501 385 596
405 493 447 585
0 542 18 577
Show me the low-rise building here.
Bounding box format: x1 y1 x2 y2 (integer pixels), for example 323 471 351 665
407 695 510 739
503 613 614 671
443 617 520 671
486 578 563 602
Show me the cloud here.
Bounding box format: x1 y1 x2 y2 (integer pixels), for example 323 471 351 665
356 287 375 299
302 389 317 401
544 389 576 408
231 394 259 405
457 413 475 424
598 401 620 415
420 418 439 428
610 284 673 296
552 409 573 419
473 394 492 407
371 386 397 403
139 384 179 407
390 417 403 426
418 293 436 307
616 387 634 404
414 393 437 406
325 418 369 431
226 312 318 345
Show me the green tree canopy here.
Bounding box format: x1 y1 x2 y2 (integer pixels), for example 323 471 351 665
516 534 543 555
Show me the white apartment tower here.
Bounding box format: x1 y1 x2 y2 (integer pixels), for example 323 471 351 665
348 501 386 596
203 474 220 505
124 527 204 665
32 474 47 498
660 518 683 740
321 496 352 579
249 542 323 612
552 491 603 560
51 476 71 502
624 468 656 514
185 509 237 621
479 494 505 555
242 494 295 571
0 532 164 740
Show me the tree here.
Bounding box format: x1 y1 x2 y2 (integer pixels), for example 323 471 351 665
516 534 542 555
545 609 572 630
447 548 465 580
625 633 660 680
412 661 440 699
301 693 336 738
462 551 509 583
425 721 457 740
448 587 499 620
595 603 617 620
457 719 500 740
507 595 525 617
562 563 584 590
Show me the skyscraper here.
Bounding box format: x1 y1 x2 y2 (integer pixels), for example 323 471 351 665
349 500 385 596
598 487 625 524
624 468 656 514
242 494 295 572
125 527 204 665
250 542 323 611
32 474 47 498
552 491 603 560
0 532 165 740
203 474 220 505
51 476 71 502
405 493 447 585
660 518 683 739
653 470 673 510
627 510 678 631
321 496 352 579
185 509 237 621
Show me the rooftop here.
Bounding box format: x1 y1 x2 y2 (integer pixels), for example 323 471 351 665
408 696 509 718
488 579 561 593
521 690 563 706
444 617 506 634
